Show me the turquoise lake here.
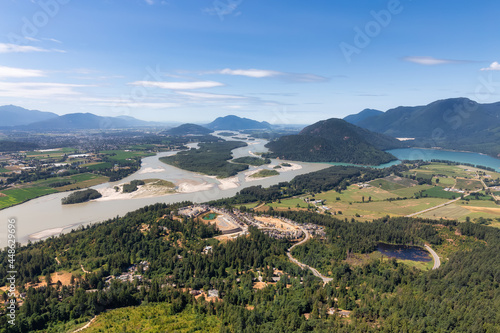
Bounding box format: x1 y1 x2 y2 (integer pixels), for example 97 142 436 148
387 148 500 171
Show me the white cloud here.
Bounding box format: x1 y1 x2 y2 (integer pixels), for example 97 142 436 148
144 0 154 4
43 38 63 44
177 91 244 99
212 68 328 82
0 66 45 78
481 61 500 71
402 56 465 65
0 43 48 53
0 82 88 98
218 68 281 78
129 80 224 90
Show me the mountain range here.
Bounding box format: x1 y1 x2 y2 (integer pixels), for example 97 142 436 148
0 105 59 126
264 118 401 165
344 98 500 156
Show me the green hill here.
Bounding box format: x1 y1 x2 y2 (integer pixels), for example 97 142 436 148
163 123 213 135
206 115 271 130
264 118 400 165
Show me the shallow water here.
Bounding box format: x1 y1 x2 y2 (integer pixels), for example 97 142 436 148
377 243 431 262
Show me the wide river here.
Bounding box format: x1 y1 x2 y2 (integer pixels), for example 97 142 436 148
2 139 500 245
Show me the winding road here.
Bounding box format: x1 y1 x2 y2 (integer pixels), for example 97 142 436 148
424 244 441 270
287 226 333 285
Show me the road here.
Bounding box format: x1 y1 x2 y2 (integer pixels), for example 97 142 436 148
424 244 441 270
72 316 97 333
405 196 463 217
287 225 333 285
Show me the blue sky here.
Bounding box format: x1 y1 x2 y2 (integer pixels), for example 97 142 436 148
1 0 499 124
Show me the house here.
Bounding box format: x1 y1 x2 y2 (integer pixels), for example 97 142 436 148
208 289 219 298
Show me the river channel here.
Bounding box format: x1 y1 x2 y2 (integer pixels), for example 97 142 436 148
2 138 500 245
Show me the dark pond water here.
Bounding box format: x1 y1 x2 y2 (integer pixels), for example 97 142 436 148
377 243 431 262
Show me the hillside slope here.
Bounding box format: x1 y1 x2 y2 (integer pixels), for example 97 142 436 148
264 118 400 165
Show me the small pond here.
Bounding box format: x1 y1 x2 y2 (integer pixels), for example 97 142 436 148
202 213 217 221
377 243 431 262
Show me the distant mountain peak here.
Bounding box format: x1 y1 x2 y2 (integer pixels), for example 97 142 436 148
207 115 271 130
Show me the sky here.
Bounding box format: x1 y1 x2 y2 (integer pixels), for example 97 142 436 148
0 0 500 124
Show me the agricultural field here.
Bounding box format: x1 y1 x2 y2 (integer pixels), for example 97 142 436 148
81 161 113 170
0 186 58 209
99 150 155 161
420 186 460 199
0 173 109 210
417 199 500 224
263 183 449 221
455 178 484 191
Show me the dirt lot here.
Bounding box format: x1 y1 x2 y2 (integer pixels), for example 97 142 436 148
254 216 300 232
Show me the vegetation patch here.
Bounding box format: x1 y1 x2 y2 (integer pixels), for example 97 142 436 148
122 179 145 193
250 169 279 178
231 156 271 166
160 141 248 178
82 303 220 333
61 188 102 204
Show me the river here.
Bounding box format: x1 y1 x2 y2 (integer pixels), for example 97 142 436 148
0 137 330 244
2 141 500 245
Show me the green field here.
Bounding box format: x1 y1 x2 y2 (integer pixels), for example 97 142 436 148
455 178 484 191
80 303 220 333
268 198 309 209
0 167 9 173
100 150 155 161
83 162 113 170
369 179 405 191
0 173 109 209
0 187 58 209
390 184 432 198
421 186 460 199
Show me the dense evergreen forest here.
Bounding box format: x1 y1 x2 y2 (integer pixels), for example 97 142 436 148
160 141 249 178
0 198 499 331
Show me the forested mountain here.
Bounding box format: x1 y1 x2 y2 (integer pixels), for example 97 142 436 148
0 105 58 127
206 115 271 130
351 98 500 156
264 118 401 165
163 123 213 136
343 108 383 125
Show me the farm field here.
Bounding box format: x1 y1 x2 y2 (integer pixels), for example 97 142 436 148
455 178 483 191
0 186 58 209
0 173 109 210
99 150 155 161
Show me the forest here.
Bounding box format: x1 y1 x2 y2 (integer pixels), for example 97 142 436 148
160 141 249 178
0 196 498 331
61 189 102 204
